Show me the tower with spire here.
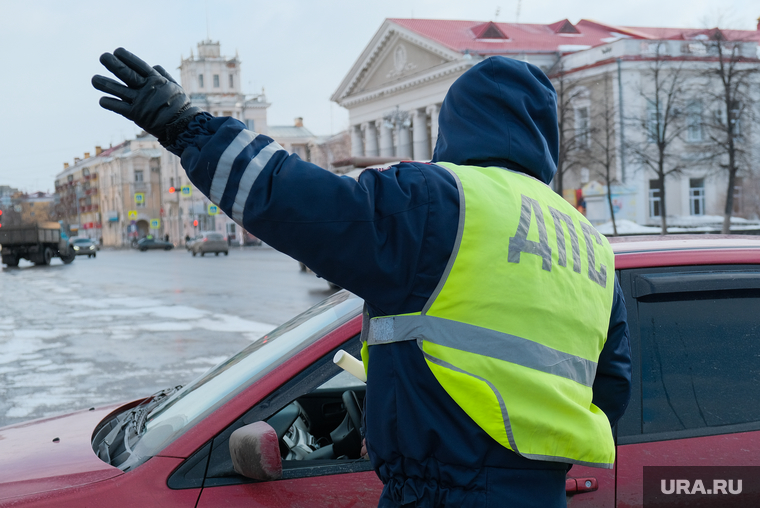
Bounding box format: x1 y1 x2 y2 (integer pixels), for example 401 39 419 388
179 40 269 134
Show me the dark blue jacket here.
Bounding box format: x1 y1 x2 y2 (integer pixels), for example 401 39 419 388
169 56 631 507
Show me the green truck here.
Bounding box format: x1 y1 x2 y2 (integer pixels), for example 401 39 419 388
0 222 75 267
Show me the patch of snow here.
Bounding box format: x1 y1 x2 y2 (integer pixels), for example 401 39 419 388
597 215 760 236
0 337 65 365
138 322 194 332
196 314 274 334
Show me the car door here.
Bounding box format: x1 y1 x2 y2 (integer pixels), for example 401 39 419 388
614 265 760 506
172 335 383 507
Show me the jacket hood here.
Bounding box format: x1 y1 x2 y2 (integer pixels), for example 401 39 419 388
431 56 559 184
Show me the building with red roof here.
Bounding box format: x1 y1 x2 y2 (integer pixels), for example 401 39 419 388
332 17 760 231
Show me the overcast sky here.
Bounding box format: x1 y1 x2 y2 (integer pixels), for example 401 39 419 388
0 0 757 192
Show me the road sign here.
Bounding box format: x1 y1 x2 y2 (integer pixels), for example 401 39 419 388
134 193 145 204
181 186 192 197
207 203 220 215
128 210 138 220
150 219 160 229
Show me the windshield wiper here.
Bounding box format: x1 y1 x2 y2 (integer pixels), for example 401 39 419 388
133 385 182 435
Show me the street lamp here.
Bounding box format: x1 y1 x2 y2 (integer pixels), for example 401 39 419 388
383 106 411 158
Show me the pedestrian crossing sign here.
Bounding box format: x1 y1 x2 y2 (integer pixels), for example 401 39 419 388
134 193 145 204
207 204 220 215
181 186 192 197
128 210 138 220
150 219 160 229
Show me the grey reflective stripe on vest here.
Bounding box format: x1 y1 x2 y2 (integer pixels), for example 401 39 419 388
367 314 598 387
231 141 284 223
210 130 259 203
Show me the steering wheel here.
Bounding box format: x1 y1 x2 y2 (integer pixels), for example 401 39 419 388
342 390 362 434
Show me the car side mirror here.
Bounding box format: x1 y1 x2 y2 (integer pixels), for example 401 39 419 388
229 421 283 481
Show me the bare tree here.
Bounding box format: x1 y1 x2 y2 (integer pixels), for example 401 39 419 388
586 73 620 236
628 41 690 234
549 61 586 198
697 33 758 233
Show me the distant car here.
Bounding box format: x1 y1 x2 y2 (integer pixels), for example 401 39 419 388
69 237 98 258
136 237 174 252
185 236 201 251
191 231 228 257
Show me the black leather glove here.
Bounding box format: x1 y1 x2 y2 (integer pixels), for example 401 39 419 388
92 48 201 146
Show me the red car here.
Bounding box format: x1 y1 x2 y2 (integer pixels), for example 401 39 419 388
1 235 759 507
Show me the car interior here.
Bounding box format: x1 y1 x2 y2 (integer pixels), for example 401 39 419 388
167 334 371 489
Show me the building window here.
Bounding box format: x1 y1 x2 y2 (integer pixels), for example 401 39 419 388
170 177 174 188
649 179 661 218
198 74 204 88
229 74 233 88
689 178 705 216
714 101 743 137
686 101 703 142
136 200 145 208
213 74 220 88
733 177 743 215
647 105 662 143
135 170 143 182
575 107 590 148
246 119 255 131
729 101 742 137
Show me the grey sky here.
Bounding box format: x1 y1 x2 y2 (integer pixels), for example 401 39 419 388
0 0 757 192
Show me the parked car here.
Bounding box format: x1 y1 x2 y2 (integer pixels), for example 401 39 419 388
136 237 174 252
1 235 759 507
69 237 98 258
191 231 229 257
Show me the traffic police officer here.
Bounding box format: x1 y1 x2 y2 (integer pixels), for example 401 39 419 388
93 49 631 507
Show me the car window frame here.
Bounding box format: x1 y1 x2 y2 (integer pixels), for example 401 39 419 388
617 264 760 446
168 333 372 490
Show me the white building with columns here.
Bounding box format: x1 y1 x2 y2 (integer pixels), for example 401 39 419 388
333 18 760 230
331 18 571 163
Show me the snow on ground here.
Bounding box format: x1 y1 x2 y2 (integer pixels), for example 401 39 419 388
596 215 760 236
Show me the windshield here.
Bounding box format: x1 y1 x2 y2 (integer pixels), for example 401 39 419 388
122 290 362 466
73 238 91 244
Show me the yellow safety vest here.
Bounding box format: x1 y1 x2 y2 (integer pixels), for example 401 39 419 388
361 162 616 468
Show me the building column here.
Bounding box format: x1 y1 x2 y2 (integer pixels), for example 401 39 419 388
378 119 394 157
412 108 430 161
397 114 412 159
362 122 379 157
351 124 364 157
426 104 440 156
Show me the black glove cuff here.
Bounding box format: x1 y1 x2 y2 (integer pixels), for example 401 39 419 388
162 106 202 148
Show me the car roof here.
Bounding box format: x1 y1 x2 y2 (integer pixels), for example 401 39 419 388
610 234 760 269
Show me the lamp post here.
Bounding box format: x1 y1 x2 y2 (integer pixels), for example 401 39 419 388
383 107 411 159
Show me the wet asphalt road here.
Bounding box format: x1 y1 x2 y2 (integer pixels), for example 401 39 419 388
0 244 339 428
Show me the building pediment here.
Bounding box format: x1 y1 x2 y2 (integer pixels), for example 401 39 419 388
332 19 464 106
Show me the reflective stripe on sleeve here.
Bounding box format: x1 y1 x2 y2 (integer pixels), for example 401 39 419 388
368 315 598 387
210 130 259 203
231 141 285 223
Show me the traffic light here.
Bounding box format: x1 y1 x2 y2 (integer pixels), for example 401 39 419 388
193 219 199 227
169 187 176 193
0 208 3 228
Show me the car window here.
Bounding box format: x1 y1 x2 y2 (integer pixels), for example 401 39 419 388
169 332 371 489
640 290 760 434
618 266 760 441
206 233 224 241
